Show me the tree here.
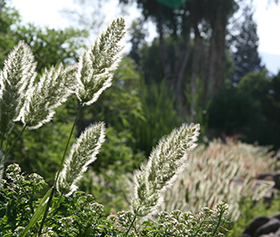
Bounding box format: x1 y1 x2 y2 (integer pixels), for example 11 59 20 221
120 0 240 110
128 18 148 64
16 24 89 73
0 0 89 72
228 3 264 84
237 71 270 103
207 85 260 137
0 0 20 67
61 0 111 37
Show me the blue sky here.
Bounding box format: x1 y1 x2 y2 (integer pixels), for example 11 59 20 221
9 0 280 74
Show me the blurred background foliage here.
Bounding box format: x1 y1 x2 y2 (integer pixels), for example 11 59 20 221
1 0 280 233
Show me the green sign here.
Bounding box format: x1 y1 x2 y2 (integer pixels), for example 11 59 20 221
156 0 190 9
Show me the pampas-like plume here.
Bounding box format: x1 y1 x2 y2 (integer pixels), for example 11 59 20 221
22 63 77 130
56 122 105 197
132 123 200 218
76 17 126 106
0 41 37 136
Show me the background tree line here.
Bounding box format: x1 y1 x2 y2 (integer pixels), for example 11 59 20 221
123 0 280 149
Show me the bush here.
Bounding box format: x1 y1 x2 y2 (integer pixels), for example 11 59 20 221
228 195 280 237
208 85 260 137
160 138 276 222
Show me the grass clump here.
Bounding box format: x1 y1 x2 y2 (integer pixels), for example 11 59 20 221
0 17 230 236
161 138 276 222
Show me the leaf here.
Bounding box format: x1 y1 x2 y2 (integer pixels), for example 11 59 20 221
19 187 52 237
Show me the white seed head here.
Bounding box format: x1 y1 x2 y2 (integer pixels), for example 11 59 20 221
22 63 73 130
76 17 126 106
0 41 36 135
57 122 106 196
132 123 200 217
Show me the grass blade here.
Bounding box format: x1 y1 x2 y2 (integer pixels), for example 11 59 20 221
19 187 52 237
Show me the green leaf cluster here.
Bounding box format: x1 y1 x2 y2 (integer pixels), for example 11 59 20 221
0 163 230 236
208 70 280 149
0 164 47 235
228 196 280 237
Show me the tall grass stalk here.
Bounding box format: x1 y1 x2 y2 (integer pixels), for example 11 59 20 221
38 104 83 235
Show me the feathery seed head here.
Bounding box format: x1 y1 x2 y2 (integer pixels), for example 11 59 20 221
57 122 106 197
22 63 73 130
76 17 126 106
63 64 79 93
132 123 200 217
0 41 37 135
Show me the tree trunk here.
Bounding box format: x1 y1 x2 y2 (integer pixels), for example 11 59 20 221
157 16 173 85
204 4 227 104
213 9 226 94
190 25 203 121
174 25 191 105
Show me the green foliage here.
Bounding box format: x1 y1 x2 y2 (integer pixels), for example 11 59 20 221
228 196 280 237
0 164 230 236
0 164 113 236
0 1 21 68
79 167 133 214
129 80 182 156
0 1 88 72
109 203 229 236
237 71 271 103
16 24 89 73
91 127 145 173
207 85 260 136
238 71 280 148
208 71 280 149
0 164 47 234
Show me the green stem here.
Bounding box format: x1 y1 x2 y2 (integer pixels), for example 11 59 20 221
37 187 56 236
211 210 223 237
37 104 83 236
5 124 27 158
124 214 137 237
54 103 83 186
194 217 205 237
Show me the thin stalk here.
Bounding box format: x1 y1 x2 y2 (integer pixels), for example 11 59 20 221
37 103 83 236
124 214 137 237
211 210 223 237
54 103 83 186
193 218 204 237
5 124 27 158
37 187 56 237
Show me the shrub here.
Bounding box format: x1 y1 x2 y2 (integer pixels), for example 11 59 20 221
160 138 276 222
207 85 260 136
